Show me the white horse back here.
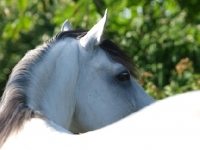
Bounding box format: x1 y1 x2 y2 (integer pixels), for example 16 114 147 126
84 91 200 150
2 91 200 150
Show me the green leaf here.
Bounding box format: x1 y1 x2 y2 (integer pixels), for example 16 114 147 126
17 0 27 13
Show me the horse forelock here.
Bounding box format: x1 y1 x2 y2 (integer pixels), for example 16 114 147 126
0 29 138 147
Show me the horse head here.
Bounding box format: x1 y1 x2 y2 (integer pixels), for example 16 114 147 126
62 10 155 132
0 10 154 145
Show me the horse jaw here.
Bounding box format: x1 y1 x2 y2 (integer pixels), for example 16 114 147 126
79 9 108 49
61 20 73 31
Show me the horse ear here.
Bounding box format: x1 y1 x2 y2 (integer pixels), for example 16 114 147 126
80 9 108 49
61 19 73 31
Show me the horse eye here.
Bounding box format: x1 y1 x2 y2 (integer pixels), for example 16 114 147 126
117 72 130 82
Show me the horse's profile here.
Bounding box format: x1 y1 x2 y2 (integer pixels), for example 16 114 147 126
0 10 155 148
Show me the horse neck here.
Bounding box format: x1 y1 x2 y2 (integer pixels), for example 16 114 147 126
28 40 79 129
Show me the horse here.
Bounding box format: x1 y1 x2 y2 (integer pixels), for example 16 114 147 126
0 9 155 148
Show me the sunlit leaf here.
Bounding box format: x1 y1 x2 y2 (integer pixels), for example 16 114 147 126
17 0 27 13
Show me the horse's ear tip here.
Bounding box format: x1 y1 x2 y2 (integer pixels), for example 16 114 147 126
61 19 73 31
104 9 108 17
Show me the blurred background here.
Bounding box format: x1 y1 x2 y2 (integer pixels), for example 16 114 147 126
0 0 200 99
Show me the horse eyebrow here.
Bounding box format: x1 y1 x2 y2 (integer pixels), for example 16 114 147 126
53 30 139 79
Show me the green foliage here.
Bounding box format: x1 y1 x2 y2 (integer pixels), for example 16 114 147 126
0 0 200 99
